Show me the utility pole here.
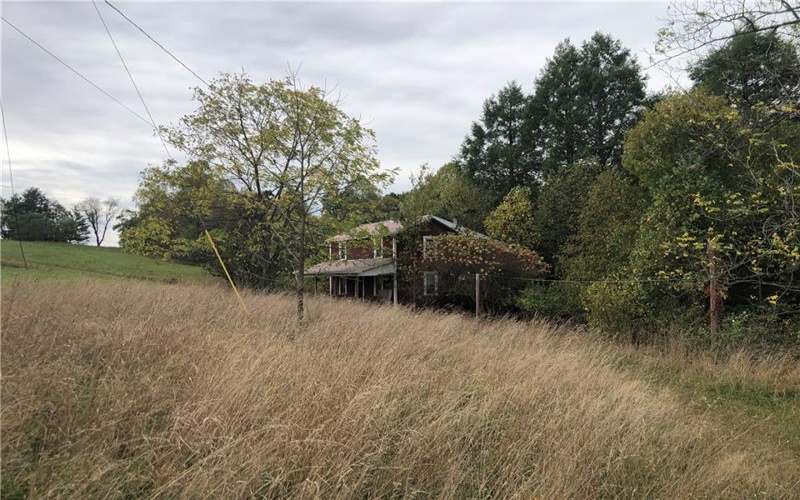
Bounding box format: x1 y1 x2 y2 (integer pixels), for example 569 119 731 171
475 273 481 318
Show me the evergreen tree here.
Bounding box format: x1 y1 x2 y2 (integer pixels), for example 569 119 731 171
530 33 646 177
690 30 800 117
1 187 89 243
458 82 539 200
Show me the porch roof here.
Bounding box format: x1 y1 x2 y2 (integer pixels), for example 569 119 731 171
305 258 396 277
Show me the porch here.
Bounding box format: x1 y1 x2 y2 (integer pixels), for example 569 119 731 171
305 258 398 304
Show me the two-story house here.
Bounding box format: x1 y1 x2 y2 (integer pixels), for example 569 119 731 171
305 215 482 304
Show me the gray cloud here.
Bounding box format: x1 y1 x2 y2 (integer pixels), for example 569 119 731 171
2 1 687 246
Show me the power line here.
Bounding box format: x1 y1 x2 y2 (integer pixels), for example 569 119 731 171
91 0 172 159
480 273 699 285
103 0 210 86
1 16 152 127
0 99 29 270
92 3 252 312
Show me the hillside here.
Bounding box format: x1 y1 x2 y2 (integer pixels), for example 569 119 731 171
0 241 217 286
2 281 798 498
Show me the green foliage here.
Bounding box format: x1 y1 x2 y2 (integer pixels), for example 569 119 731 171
715 309 800 349
534 159 603 266
690 31 800 114
582 276 653 341
1 187 89 244
121 72 391 288
117 160 238 264
599 89 800 341
529 32 646 176
484 186 538 249
560 168 648 282
515 282 584 320
400 163 494 231
458 82 539 200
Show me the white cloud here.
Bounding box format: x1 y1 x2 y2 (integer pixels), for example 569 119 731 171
2 1 688 246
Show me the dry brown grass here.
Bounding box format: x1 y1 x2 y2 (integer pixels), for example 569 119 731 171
2 280 799 499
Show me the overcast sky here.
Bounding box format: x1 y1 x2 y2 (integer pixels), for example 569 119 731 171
1 1 688 246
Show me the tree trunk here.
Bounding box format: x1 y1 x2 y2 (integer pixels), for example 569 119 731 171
296 164 306 324
708 240 720 342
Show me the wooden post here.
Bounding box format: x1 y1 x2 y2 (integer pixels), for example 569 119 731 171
393 272 398 305
355 277 359 299
708 239 720 341
475 273 481 318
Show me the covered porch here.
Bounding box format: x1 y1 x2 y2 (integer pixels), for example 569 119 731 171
305 258 398 304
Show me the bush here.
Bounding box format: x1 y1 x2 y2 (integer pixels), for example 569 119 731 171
583 278 651 342
515 283 584 320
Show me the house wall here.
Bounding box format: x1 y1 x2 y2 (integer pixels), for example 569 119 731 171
331 238 390 260
347 242 374 260
328 218 460 305
396 219 453 304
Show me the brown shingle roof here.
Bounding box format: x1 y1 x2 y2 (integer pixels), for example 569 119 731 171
327 220 404 242
305 258 395 276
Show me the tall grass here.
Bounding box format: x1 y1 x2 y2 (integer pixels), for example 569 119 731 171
2 281 798 498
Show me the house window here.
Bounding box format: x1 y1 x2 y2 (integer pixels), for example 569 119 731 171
374 237 383 258
423 272 439 296
423 235 436 259
337 277 347 295
340 242 347 260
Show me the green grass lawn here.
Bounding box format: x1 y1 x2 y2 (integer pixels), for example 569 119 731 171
1 240 218 286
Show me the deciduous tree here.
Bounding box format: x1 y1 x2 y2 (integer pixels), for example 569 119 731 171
484 185 538 249
401 163 494 231
75 197 120 246
618 89 800 340
164 72 391 322
534 158 603 268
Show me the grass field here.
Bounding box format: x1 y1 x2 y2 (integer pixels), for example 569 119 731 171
2 280 798 499
0 241 217 286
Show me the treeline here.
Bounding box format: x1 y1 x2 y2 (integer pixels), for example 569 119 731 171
116 5 798 346
1 188 121 246
401 28 799 346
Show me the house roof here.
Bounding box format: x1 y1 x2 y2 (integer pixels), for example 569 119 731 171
328 220 404 242
327 215 484 243
305 258 396 277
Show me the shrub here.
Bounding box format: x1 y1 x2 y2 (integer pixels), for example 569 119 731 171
515 283 584 320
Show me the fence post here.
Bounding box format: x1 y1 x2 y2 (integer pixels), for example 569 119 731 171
475 273 481 318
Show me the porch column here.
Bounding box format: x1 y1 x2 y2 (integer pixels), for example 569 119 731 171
329 276 333 297
354 277 359 299
393 272 398 305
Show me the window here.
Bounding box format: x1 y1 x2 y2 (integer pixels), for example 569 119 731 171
374 237 383 258
337 277 347 295
339 242 347 260
423 235 436 259
423 272 439 296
